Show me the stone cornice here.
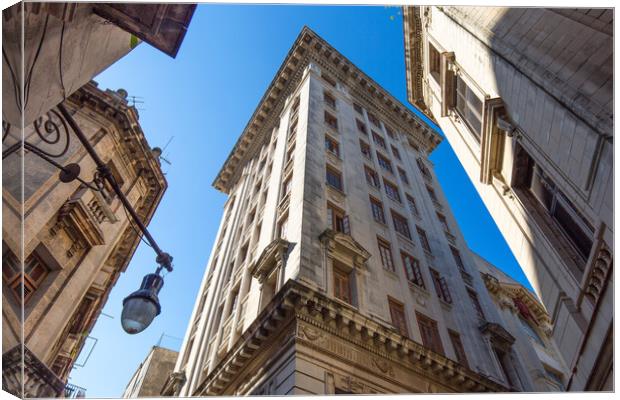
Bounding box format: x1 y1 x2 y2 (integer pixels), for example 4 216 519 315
193 279 508 395
213 26 442 194
481 273 551 325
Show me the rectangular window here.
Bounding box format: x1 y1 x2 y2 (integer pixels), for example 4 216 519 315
377 238 395 272
333 268 352 304
356 119 368 135
401 251 424 288
377 153 393 173
406 194 420 217
327 203 350 234
325 136 340 158
364 166 380 188
326 166 343 191
467 289 485 320
416 226 432 254
384 179 401 202
391 145 401 160
372 131 386 149
524 152 594 265
281 176 292 198
324 91 336 109
455 75 483 141
416 312 444 355
388 297 409 337
429 42 441 83
430 268 452 303
392 211 412 239
437 213 450 233
359 140 372 159
368 112 381 127
323 73 337 88
3 251 50 304
417 158 432 181
398 167 409 185
385 125 396 140
370 196 386 224
450 246 466 272
353 102 363 114
448 330 469 368
288 117 298 141
291 96 300 114
278 213 288 239
324 111 338 130
285 144 295 164
426 185 440 205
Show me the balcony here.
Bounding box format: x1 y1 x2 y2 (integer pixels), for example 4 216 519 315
64 383 86 398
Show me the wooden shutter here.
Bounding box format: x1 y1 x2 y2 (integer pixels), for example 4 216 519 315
417 313 444 355
449 330 469 368
334 269 350 304
342 216 350 235
389 298 408 337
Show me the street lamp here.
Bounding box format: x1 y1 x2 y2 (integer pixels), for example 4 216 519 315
3 103 174 335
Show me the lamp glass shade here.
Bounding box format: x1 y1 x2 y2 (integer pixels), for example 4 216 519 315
121 273 163 334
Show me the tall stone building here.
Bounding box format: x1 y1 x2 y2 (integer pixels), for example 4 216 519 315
473 253 569 391
161 27 550 396
122 346 179 398
2 81 167 397
403 7 613 390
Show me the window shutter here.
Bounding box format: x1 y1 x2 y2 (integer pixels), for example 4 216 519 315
327 207 334 230
440 277 452 303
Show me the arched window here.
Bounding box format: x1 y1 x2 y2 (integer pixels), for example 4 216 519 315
519 316 545 347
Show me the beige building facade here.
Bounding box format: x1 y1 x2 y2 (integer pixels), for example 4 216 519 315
474 252 569 391
122 346 178 398
161 27 557 396
2 82 167 397
403 7 613 391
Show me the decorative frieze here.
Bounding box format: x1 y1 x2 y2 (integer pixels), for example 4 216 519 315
2 345 65 398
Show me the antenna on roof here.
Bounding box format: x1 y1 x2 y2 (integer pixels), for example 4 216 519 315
127 95 146 111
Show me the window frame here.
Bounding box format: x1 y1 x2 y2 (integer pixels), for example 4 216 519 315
388 297 409 337
377 237 395 272
401 251 424 288
392 210 412 240
325 165 343 192
369 196 386 224
383 179 401 203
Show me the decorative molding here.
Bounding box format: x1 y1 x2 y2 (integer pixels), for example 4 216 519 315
49 197 105 258
249 238 291 283
319 228 371 269
2 345 65 398
192 279 508 395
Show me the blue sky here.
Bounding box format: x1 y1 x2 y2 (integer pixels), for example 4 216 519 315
68 5 531 396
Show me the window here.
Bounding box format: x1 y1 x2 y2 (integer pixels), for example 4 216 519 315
417 158 432 181
493 347 520 389
359 140 371 159
372 131 386 149
326 166 343 191
285 144 295 164
467 289 485 320
388 297 408 337
364 166 380 188
377 153 393 173
101 161 124 204
278 213 288 239
325 136 340 158
392 211 411 239
385 125 396 140
333 267 352 304
291 96 300 114
324 91 336 109
430 269 452 303
353 102 363 114
544 366 564 389
3 251 50 303
398 167 409 185
327 203 350 234
416 227 431 254
370 196 386 224
401 251 424 287
384 179 401 202
416 312 444 355
377 238 395 272
426 185 439 205
455 75 483 141
288 116 298 141
450 246 466 272
367 112 380 127
324 111 338 130
391 145 401 160
523 150 594 266
281 175 292 198
323 73 337 88
429 42 441 83
448 330 469 368
356 119 368 135
437 213 450 233
406 194 420 217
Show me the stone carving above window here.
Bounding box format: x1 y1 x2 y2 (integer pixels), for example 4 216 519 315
49 196 105 258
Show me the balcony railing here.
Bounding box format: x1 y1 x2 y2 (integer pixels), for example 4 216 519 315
64 383 86 398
